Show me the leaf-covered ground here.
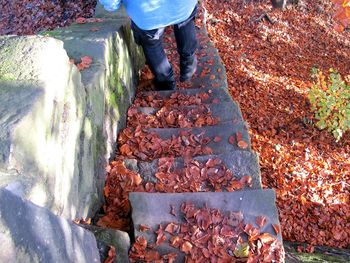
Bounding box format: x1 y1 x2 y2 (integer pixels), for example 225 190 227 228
204 0 350 249
0 0 96 35
1 0 349 251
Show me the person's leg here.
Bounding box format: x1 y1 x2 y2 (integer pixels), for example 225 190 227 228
131 22 175 90
173 5 198 82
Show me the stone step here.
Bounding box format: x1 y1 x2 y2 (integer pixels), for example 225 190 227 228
129 190 283 262
148 122 251 153
130 101 243 128
135 87 235 108
123 151 261 189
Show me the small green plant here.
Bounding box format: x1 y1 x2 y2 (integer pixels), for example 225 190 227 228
308 68 350 141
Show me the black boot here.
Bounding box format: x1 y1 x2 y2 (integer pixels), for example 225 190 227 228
155 80 176 91
180 55 197 82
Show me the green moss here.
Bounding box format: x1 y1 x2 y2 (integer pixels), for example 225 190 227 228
39 30 62 37
108 92 119 109
288 252 348 262
0 73 16 81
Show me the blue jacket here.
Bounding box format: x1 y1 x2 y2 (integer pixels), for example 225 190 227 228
99 0 198 30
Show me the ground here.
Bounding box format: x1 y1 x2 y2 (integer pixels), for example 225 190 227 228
0 0 96 35
1 0 349 251
204 0 350 249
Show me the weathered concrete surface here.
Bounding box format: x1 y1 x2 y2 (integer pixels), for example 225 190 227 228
0 36 89 218
0 7 144 219
124 151 261 189
139 87 234 104
81 225 131 263
284 241 350 263
149 122 251 153
130 190 282 262
135 101 243 124
0 188 100 263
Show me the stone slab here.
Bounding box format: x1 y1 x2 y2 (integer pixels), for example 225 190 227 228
135 101 243 125
284 241 350 263
124 151 261 189
139 87 234 105
147 122 251 154
80 225 130 263
129 190 282 262
0 188 100 263
0 14 144 219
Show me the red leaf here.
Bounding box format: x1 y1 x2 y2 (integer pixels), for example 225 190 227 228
139 224 151 232
256 216 267 228
155 224 166 245
213 136 222 142
272 224 280 235
237 140 248 149
180 241 193 254
229 135 235 145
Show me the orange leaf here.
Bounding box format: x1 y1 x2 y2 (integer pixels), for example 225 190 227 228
213 136 222 142
256 216 267 228
76 17 87 24
257 233 276 244
237 140 248 149
77 56 93 71
104 185 110 198
139 224 151 232
272 224 280 235
103 246 116 263
180 241 193 254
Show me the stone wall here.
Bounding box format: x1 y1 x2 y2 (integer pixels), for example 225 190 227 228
0 6 144 220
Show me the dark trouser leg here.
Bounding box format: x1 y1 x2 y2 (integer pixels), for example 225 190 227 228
173 5 198 82
131 22 175 90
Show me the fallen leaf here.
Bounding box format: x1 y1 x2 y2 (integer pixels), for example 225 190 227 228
76 17 87 24
272 224 280 235
180 241 193 254
213 136 222 142
237 140 248 149
229 135 235 145
256 216 267 228
103 246 116 263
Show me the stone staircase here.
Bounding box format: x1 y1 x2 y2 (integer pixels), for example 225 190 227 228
110 12 285 262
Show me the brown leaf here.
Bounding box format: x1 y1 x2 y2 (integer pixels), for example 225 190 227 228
272 224 280 235
256 216 267 228
228 135 235 145
237 140 248 149
155 224 166 245
180 241 193 254
257 233 276 244
103 246 116 263
76 17 86 24
213 136 222 142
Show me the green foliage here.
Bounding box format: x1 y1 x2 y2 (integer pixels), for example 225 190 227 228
308 68 350 141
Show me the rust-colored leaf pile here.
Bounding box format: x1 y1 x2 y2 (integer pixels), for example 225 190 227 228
127 105 220 129
100 158 252 231
153 157 252 193
133 90 211 108
0 0 96 35
118 126 213 161
204 0 350 248
129 203 284 262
